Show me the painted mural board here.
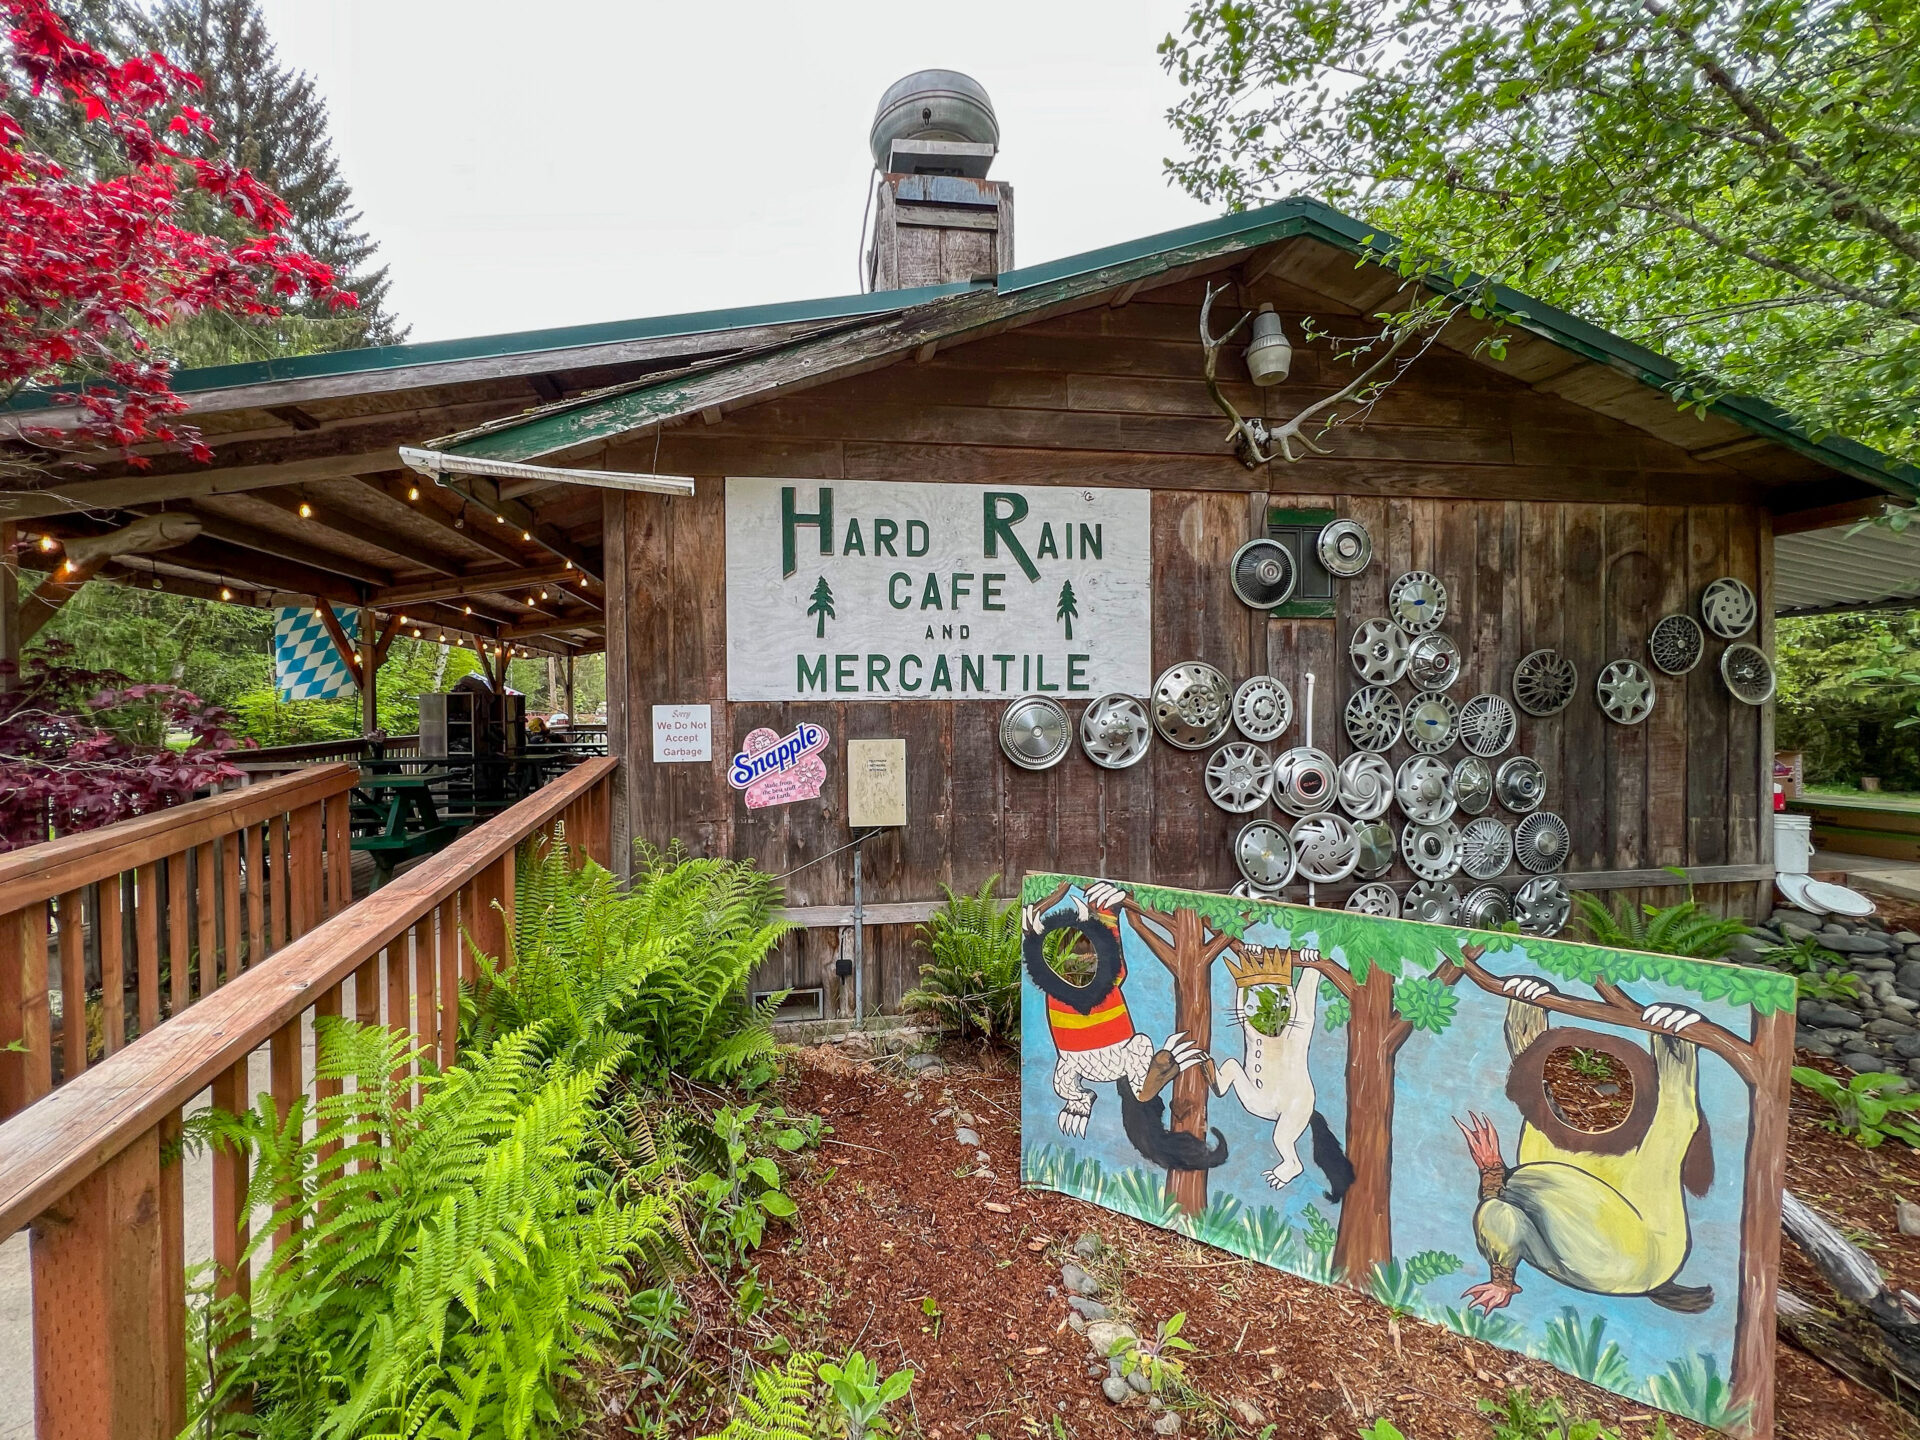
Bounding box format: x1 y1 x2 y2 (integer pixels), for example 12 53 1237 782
1018 873 1793 1435
723 477 1152 701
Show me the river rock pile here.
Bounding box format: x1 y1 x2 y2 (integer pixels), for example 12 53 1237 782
1748 907 1920 1079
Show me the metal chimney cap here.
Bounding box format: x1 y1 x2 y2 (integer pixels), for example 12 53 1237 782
870 69 999 171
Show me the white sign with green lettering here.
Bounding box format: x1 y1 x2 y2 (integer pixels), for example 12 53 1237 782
724 477 1152 702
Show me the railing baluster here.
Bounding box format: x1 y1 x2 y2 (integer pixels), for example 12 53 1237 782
245 823 265 970
210 1056 251 1327
167 854 189 1016
98 875 124 1057
325 791 350 917
291 803 322 938
413 921 437 1079
269 813 289 949
135 864 160 1036
315 983 343 1165
437 897 458 1067
222 836 242 980
159 1107 187 1435
58 889 85 1080
385 940 409 1108
269 1016 301 1247
195 841 217 998
0 904 52 1118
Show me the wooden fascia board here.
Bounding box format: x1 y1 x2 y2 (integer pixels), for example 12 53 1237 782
0 449 402 523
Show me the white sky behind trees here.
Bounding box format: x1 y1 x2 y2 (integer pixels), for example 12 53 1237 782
253 0 1216 344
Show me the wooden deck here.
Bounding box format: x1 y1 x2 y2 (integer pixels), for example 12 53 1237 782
1790 791 1920 863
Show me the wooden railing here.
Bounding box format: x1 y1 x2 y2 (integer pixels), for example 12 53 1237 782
0 753 615 1439
0 764 361 1122
234 733 421 774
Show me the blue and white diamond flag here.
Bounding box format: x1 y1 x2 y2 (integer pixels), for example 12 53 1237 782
274 605 359 701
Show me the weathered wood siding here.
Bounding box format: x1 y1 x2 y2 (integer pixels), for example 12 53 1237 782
600 280 1774 1016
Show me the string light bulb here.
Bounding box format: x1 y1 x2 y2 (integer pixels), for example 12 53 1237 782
62 559 76 574
538 589 548 600
563 559 572 569
219 585 233 602
407 485 420 501
521 530 531 541
463 605 472 615
37 534 56 552
297 501 313 518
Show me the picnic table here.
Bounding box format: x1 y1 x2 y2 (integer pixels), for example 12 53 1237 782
350 768 464 887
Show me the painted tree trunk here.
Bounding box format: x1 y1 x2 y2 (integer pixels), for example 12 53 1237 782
1729 1005 1793 1437
1164 908 1213 1215
1331 967 1402 1285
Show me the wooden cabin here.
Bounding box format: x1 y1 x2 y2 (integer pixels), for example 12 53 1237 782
6 190 1915 1026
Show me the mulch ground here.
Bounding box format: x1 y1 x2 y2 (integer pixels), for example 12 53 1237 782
604 1041 1920 1440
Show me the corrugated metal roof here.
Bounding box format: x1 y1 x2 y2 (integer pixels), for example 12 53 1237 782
1776 522 1920 615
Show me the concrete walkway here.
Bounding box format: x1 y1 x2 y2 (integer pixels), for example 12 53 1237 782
1813 847 1920 906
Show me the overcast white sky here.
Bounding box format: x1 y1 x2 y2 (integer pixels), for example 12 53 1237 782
252 1 1218 344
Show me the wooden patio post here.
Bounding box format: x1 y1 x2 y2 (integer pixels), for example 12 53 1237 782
564 654 575 719
359 604 378 738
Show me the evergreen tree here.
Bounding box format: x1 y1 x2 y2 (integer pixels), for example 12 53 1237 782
807 576 835 638
135 0 404 356
1056 580 1078 640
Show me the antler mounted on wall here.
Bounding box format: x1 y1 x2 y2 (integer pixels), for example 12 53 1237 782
1200 280 1432 469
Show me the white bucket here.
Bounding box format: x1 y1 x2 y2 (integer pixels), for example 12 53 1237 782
1774 812 1813 875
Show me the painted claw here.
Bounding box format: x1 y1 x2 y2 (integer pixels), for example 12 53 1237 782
1085 881 1127 912
1502 976 1552 1001
1461 1278 1521 1313
1641 1002 1703 1033
1058 1106 1092 1138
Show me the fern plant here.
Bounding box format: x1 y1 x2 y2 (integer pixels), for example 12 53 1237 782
703 1353 822 1440
1571 891 1752 960
468 838 793 1086
186 1017 677 1440
903 875 1023 1044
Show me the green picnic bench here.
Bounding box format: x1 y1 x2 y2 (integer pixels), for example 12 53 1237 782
350 769 465 887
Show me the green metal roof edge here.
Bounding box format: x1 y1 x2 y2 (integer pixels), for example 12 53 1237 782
448 193 1920 499
2 281 978 411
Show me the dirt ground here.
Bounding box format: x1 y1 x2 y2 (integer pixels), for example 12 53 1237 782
629 1042 1919 1440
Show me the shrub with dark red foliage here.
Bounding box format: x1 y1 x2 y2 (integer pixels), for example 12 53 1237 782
0 0 353 468
0 641 252 850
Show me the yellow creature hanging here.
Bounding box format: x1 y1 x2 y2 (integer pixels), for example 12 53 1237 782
1455 977 1716 1315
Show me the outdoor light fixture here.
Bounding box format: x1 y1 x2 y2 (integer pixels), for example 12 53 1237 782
298 501 313 518
37 534 56 552
62 559 75 574
521 530 531 541
407 485 420 501
220 585 233 602
563 559 572 569
1245 303 1292 386
538 589 548 600
463 605 472 615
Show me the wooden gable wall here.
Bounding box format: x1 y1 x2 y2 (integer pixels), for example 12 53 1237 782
599 278 1773 1018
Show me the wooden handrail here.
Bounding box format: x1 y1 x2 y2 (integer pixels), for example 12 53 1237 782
0 754 614 1240
0 765 358 914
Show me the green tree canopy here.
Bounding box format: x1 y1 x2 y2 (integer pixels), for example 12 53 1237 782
1162 0 1920 464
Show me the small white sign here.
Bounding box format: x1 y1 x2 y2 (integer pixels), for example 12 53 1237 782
651 704 711 763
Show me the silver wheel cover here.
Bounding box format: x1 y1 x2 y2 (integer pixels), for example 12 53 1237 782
1395 754 1457 823
1402 819 1461 881
1233 675 1294 742
1151 661 1232 749
1458 693 1518 758
1352 820 1397 878
1079 694 1151 769
1346 882 1399 918
1389 570 1449 633
1292 814 1361 883
1205 742 1275 813
1350 619 1410 685
1512 649 1577 717
1405 879 1461 924
1230 538 1298 609
1721 643 1777 704
1597 659 1656 725
1459 816 1514 880
1453 755 1494 815
1407 632 1462 691
1460 884 1512 930
1495 755 1546 813
1648 614 1705 676
1338 752 1395 820
1514 875 1571 936
1000 695 1071 770
1231 880 1287 901
1701 576 1757 639
1318 518 1373 577
1514 811 1570 873
1235 821 1296 889
1405 692 1459 754
1273 746 1339 816
1345 685 1405 752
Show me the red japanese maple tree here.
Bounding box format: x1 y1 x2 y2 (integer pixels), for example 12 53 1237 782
0 0 349 846
0 0 352 463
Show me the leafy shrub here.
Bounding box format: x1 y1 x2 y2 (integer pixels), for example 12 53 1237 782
1534 1308 1633 1392
1793 1065 1920 1147
187 1018 675 1440
704 1353 820 1440
1367 1250 1463 1311
1649 1352 1747 1430
818 1351 915 1438
468 838 792 1085
904 875 1023 1044
677 1103 819 1265
1571 892 1751 959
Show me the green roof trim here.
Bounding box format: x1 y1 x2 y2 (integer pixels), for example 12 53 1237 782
3 280 978 409
435 195 1919 500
